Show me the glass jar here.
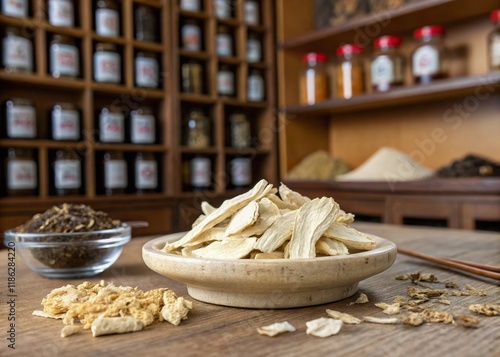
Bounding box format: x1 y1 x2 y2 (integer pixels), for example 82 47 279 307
218 64 235 96
181 19 202 51
180 0 200 12
190 156 211 190
247 69 264 102
130 107 156 144
214 0 231 19
49 34 79 78
247 32 262 63
135 5 156 42
2 98 36 139
216 25 233 57
135 51 159 88
230 157 251 188
184 110 211 148
97 105 124 143
93 42 121 83
1 0 28 17
181 61 203 93
95 0 120 37
244 0 259 25
50 102 80 141
300 52 328 105
1 26 33 73
489 10 500 70
102 151 127 195
229 113 250 149
370 35 405 92
5 148 37 197
335 44 365 99
412 26 448 84
134 152 158 194
48 0 75 27
51 148 82 196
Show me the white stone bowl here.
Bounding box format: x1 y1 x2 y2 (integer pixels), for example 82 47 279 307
142 232 397 309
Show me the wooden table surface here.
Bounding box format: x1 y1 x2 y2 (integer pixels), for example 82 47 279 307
1 223 499 357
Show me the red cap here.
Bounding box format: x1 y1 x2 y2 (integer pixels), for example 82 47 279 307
336 44 363 56
303 52 328 63
414 26 445 39
374 35 402 49
491 9 500 23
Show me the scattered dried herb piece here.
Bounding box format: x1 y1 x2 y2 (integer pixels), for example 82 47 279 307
455 314 480 328
469 304 500 316
444 280 460 289
407 286 447 299
450 284 487 297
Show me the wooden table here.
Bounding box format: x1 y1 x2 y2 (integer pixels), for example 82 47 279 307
1 223 499 357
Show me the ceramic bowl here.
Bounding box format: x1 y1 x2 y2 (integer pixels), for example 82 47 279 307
142 232 397 309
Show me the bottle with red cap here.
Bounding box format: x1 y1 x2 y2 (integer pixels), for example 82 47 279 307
335 44 365 99
411 25 448 84
488 10 500 70
370 35 405 92
300 52 329 105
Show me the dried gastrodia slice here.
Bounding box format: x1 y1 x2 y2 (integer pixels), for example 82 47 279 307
234 198 280 238
278 183 311 209
325 309 361 324
257 321 296 337
323 223 376 251
192 238 257 259
306 317 343 338
225 201 259 236
91 315 143 337
316 237 349 256
254 210 297 253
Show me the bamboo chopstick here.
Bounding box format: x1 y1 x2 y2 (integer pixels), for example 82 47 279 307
397 247 500 281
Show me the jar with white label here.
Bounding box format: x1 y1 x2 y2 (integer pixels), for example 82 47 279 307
489 10 500 70
102 151 127 195
94 42 121 83
135 51 159 88
50 103 80 141
5 148 37 197
230 157 251 188
181 19 202 51
51 149 82 196
229 113 250 149
49 34 80 78
2 98 36 139
1 26 33 73
134 152 158 194
48 0 75 27
214 0 231 19
412 26 448 85
370 35 404 92
217 64 235 96
180 0 200 12
95 0 120 37
247 69 264 102
216 25 233 57
247 32 261 63
190 156 211 190
244 0 259 25
130 107 156 144
1 0 28 18
97 105 124 143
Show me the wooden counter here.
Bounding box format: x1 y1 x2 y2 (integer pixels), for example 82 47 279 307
1 223 499 357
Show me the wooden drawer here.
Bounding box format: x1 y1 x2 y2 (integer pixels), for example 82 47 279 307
461 199 500 231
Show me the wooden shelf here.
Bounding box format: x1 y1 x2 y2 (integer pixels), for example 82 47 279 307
225 147 271 155
179 147 219 154
93 143 167 152
178 10 210 20
179 93 217 103
91 83 165 98
217 18 240 27
133 40 164 52
217 56 243 65
91 34 127 46
133 0 164 9
179 49 211 60
0 72 86 90
221 98 268 108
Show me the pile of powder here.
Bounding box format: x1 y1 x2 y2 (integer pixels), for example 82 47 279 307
286 150 350 180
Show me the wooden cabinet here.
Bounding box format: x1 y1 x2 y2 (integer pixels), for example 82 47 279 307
0 0 277 235
276 0 500 231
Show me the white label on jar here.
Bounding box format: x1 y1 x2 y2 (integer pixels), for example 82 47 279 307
247 38 261 63
214 0 231 18
190 157 210 187
99 112 124 142
231 158 251 186
135 160 157 189
50 43 79 77
49 0 74 27
248 74 264 101
412 45 439 77
94 51 121 83
216 33 232 57
244 1 259 25
3 35 32 72
8 160 37 189
371 55 394 85
131 114 155 144
135 57 158 88
7 105 36 138
55 160 81 189
95 8 119 37
182 24 201 51
2 0 27 17
217 70 234 95
180 0 200 12
105 160 127 189
52 108 79 140
490 39 500 67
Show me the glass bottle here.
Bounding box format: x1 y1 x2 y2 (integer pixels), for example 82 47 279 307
247 69 264 102
180 0 200 12
412 26 448 84
335 44 365 99
93 42 121 83
181 61 203 94
102 151 127 195
2 98 36 139
217 64 235 96
300 52 329 105
181 19 202 51
134 152 158 194
48 0 75 27
135 5 156 42
51 148 82 196
229 113 250 149
5 148 37 197
50 102 80 141
184 110 211 148
1 0 28 18
247 32 262 63
370 35 405 92
95 0 120 37
97 105 124 143
214 0 231 19
1 26 33 73
489 10 500 71
135 51 159 88
230 157 251 189
130 107 156 144
49 34 80 79
216 25 233 57
190 156 211 190
244 0 259 25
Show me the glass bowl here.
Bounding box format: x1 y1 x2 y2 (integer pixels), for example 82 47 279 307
3 224 131 278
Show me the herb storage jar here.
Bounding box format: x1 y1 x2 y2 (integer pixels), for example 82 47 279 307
102 151 127 195
229 113 250 149
181 61 203 93
218 64 235 96
134 152 158 194
184 110 211 148
51 148 82 196
370 35 405 92
181 19 202 51
95 0 120 37
5 148 37 197
335 44 365 99
1 0 28 17
49 34 79 78
2 26 33 73
247 32 262 63
300 52 329 105
130 107 156 144
135 5 156 42
244 0 259 25
489 10 500 70
247 69 264 102
2 98 36 139
190 156 211 190
50 102 80 141
216 25 233 57
97 105 124 143
214 0 231 19
412 26 448 84
180 0 200 12
94 42 121 83
230 157 251 188
48 0 75 27
135 51 159 88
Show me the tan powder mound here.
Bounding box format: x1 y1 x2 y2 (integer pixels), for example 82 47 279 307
335 147 434 182
287 151 350 180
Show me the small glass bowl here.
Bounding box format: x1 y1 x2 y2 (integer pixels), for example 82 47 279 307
3 224 131 278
